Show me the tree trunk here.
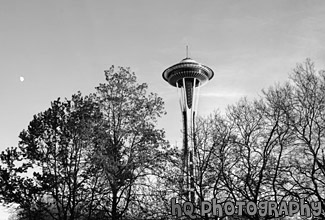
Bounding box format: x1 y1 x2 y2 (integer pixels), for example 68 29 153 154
112 188 118 220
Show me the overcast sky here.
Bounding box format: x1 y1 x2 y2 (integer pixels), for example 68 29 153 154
1 0 325 218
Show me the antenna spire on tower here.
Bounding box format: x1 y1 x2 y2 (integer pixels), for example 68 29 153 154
186 45 189 58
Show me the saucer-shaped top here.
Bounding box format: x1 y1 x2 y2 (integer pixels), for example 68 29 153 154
162 57 214 87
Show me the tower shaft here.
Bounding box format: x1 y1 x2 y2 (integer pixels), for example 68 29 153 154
182 109 196 202
180 79 198 203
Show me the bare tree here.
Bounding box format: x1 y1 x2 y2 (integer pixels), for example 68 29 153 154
277 59 325 217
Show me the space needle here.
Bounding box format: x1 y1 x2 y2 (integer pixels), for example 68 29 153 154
162 50 214 203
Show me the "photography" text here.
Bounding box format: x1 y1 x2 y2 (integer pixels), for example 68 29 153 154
171 198 322 218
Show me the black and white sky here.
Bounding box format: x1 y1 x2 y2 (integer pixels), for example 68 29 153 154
1 1 325 217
